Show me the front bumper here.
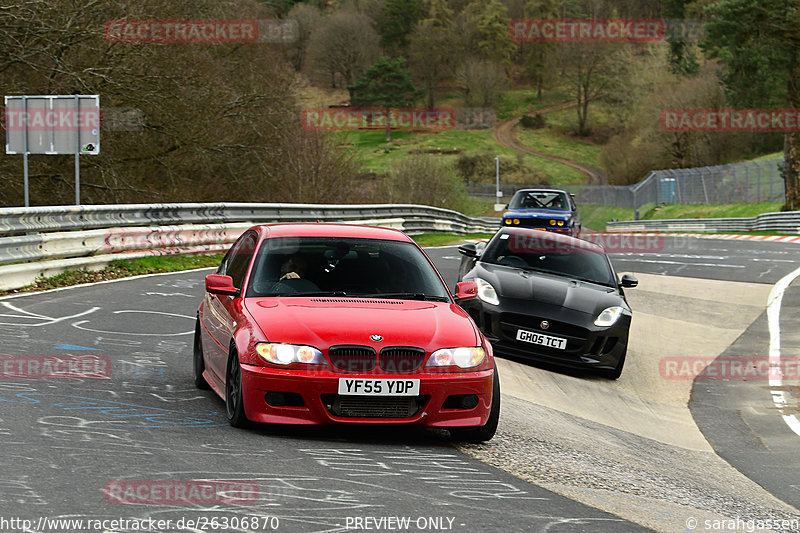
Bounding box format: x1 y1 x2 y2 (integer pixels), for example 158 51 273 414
501 218 577 235
461 299 629 372
239 365 494 427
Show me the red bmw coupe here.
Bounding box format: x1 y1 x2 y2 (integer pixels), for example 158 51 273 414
194 223 499 442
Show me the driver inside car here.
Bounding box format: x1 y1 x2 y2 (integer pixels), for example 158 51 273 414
280 256 309 281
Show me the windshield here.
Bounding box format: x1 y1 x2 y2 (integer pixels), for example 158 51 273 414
246 236 450 300
481 231 615 287
509 191 570 211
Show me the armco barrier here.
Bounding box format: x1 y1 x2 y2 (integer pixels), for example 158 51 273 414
0 203 501 291
606 211 800 234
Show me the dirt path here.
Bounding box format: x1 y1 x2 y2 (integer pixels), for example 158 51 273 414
492 101 608 185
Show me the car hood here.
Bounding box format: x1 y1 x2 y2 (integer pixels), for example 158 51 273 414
504 208 571 219
244 297 478 349
476 263 626 315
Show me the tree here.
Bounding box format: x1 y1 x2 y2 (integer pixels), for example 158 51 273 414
408 0 456 107
459 0 518 67
0 0 363 206
306 12 381 88
663 0 700 75
348 57 422 141
286 3 323 71
521 0 560 100
703 0 800 210
561 41 628 136
378 0 425 53
457 59 508 107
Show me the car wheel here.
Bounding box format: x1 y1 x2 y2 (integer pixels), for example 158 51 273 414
602 350 626 380
451 363 500 443
225 347 249 428
193 320 210 390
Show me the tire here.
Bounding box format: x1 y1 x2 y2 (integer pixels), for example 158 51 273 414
602 350 626 380
225 347 249 428
193 320 210 390
451 363 500 443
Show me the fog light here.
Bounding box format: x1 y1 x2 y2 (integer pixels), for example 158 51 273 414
460 395 479 409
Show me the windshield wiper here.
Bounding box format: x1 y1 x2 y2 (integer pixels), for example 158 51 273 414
362 292 450 302
281 291 348 297
571 277 615 288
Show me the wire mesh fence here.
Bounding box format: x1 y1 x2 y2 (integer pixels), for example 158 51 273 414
467 158 785 219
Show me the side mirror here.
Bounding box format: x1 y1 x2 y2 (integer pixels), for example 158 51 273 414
457 243 478 257
205 274 239 296
455 281 478 301
620 274 638 288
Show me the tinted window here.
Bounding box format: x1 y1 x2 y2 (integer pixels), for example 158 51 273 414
509 190 569 211
481 231 615 286
246 237 450 300
225 233 258 289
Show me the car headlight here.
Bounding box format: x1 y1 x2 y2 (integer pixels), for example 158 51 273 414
256 343 326 365
549 219 556 225
557 220 564 226
426 347 486 369
504 219 512 225
476 278 499 305
595 306 623 327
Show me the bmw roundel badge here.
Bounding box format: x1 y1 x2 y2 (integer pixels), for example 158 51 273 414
370 334 383 342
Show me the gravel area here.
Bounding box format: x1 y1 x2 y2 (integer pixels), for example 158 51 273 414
458 396 800 533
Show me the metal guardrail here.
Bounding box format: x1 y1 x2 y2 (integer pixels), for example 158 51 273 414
0 203 499 235
0 203 501 290
606 211 800 234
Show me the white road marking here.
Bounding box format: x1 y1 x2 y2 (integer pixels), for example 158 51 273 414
610 258 745 268
0 302 99 326
767 265 800 438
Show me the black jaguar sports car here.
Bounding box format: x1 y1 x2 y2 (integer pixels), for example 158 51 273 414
457 227 637 379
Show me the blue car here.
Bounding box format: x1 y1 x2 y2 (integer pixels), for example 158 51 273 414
502 189 580 236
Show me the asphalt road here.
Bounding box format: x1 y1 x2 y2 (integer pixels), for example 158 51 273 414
2 234 799 533
0 270 647 533
603 235 800 284
428 235 800 525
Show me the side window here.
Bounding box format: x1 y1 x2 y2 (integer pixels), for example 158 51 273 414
225 233 258 289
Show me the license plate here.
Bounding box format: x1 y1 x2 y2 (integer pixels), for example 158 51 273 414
338 378 420 396
516 328 567 350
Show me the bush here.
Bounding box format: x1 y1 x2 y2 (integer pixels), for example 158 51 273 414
454 153 550 186
519 114 547 129
378 157 470 212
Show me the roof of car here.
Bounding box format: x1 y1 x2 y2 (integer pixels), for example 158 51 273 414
498 226 605 253
252 223 414 242
514 188 568 194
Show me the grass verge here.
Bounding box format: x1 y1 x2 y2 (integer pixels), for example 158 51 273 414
0 234 493 296
642 202 784 219
412 233 494 247
0 254 225 297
